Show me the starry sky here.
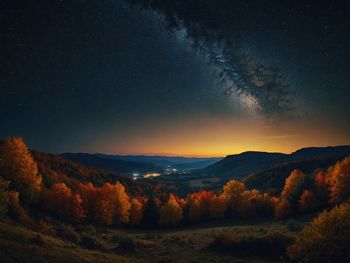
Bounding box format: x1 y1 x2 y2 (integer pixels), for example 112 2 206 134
1 0 350 157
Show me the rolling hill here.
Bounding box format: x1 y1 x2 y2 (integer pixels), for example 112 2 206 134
202 146 350 180
59 153 162 175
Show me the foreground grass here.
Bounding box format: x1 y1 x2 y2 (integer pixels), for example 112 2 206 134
0 216 312 263
0 221 135 263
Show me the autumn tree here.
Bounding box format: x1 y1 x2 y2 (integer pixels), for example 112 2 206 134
141 196 161 227
274 198 292 219
223 180 245 217
0 137 42 204
208 194 227 219
328 156 350 204
186 190 215 222
281 169 306 206
7 191 28 221
159 199 183 226
313 170 330 205
42 183 85 222
129 198 143 226
288 203 350 262
77 182 131 225
0 177 9 218
299 190 319 213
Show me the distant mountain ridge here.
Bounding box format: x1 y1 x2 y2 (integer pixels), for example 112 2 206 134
60 153 222 174
202 145 350 179
93 153 222 168
60 153 162 174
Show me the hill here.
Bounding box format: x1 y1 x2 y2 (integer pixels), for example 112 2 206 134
202 146 350 180
60 153 162 175
91 153 222 170
32 151 173 196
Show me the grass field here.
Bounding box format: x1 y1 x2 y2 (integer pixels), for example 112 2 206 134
0 216 313 263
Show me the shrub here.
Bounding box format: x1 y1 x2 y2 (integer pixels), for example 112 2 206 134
80 235 102 250
118 237 136 251
287 203 350 262
210 232 292 259
285 219 303 232
56 224 80 243
37 220 56 236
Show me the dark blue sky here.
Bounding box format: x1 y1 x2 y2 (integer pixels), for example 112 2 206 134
1 0 349 156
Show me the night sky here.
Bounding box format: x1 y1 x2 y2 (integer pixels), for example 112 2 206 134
1 0 350 156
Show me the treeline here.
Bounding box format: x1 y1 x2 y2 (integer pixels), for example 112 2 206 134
1 137 349 229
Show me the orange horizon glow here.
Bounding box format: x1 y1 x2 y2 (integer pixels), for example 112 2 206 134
81 114 350 158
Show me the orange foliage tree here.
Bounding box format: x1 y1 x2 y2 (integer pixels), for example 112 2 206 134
42 183 85 222
328 156 350 204
0 177 9 218
274 198 292 219
77 182 131 225
0 137 42 204
299 190 319 213
208 194 227 219
186 190 215 222
313 170 330 205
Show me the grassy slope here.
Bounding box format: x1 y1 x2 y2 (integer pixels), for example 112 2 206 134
0 216 312 263
0 222 134 263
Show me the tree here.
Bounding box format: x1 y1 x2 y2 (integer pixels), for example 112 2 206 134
7 191 28 221
223 180 245 217
208 194 227 219
42 183 85 222
159 199 183 226
299 190 319 213
274 198 292 219
0 137 42 204
76 182 131 225
328 156 350 204
188 198 203 223
0 177 9 218
288 203 350 262
186 190 215 222
141 197 160 227
281 170 306 205
130 198 143 226
313 170 329 205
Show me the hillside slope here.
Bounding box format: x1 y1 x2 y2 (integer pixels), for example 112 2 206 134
60 153 161 174
32 151 170 196
203 146 350 180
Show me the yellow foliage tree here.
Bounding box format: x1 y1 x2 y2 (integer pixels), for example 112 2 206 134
130 198 143 226
223 180 245 217
288 203 350 262
159 199 183 226
281 169 306 204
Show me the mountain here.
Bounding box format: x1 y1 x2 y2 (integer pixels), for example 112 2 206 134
202 146 350 179
60 153 162 174
32 151 172 196
203 151 288 179
93 153 222 169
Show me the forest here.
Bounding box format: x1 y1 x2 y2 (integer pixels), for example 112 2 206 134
1 137 350 262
